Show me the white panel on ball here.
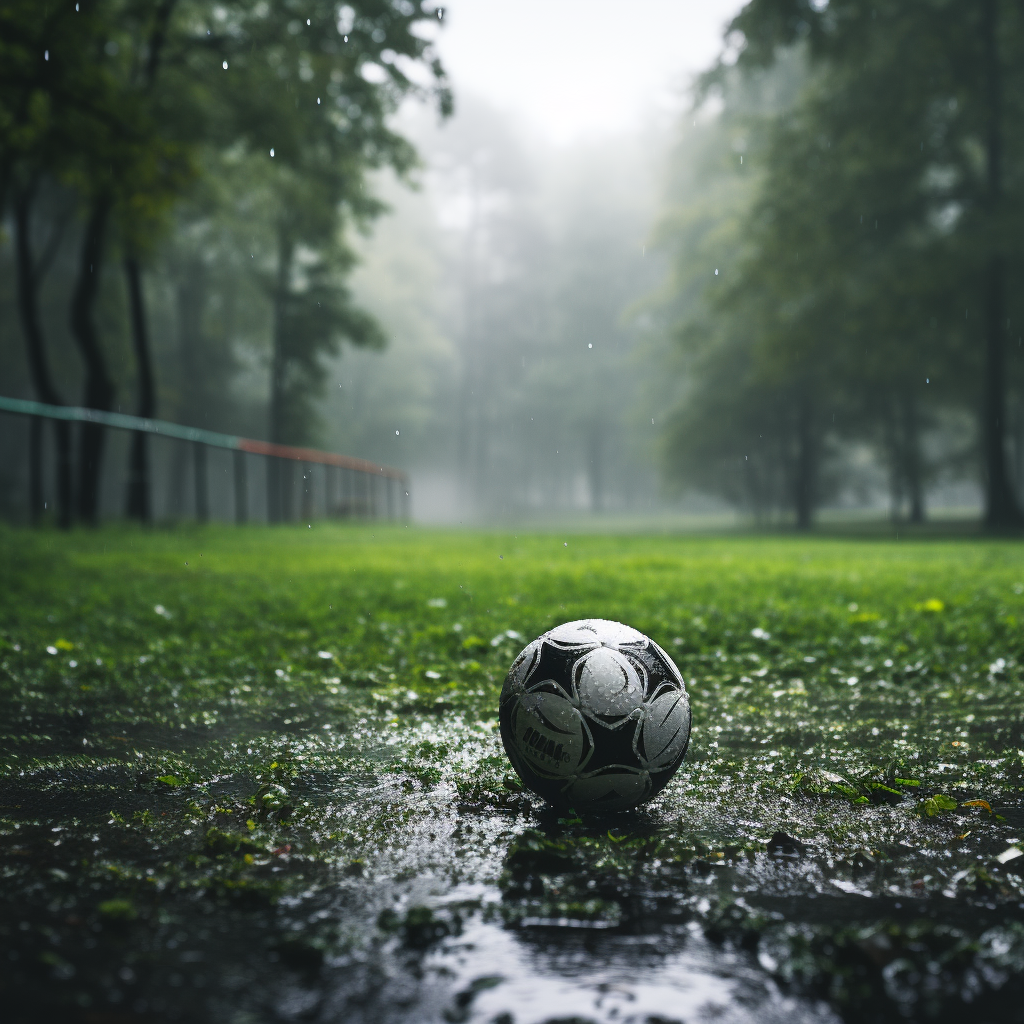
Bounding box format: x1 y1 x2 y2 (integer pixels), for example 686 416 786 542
513 691 588 776
506 640 542 694
546 619 647 648
640 690 691 770
575 647 644 720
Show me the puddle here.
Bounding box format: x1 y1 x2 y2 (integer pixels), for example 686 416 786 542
423 915 840 1024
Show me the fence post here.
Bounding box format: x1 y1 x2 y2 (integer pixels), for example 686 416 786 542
266 455 277 523
301 461 313 522
233 450 247 524
54 419 72 530
281 459 293 522
194 441 208 523
29 415 43 525
126 430 151 523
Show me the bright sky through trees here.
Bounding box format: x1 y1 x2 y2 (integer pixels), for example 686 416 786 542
431 0 746 145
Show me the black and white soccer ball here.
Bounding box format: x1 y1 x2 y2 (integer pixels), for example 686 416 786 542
498 619 692 812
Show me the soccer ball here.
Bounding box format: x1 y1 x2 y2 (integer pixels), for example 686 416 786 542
498 619 691 812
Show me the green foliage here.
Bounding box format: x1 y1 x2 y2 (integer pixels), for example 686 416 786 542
176 0 449 444
918 792 958 816
97 898 137 922
660 0 1024 526
0 0 450 459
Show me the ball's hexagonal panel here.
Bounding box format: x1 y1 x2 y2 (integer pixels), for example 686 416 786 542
574 647 645 722
506 640 542 696
511 689 589 778
545 618 648 650
639 689 691 771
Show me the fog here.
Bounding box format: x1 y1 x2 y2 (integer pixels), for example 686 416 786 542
322 100 666 522
323 0 745 523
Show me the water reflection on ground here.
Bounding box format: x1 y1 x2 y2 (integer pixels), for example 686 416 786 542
423 910 840 1024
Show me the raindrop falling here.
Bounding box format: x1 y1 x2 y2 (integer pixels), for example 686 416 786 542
715 268 719 275
222 60 228 69
44 50 49 61
395 430 400 435
588 343 593 349
270 148 275 157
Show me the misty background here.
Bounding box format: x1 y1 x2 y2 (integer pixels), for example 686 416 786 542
3 0 1022 528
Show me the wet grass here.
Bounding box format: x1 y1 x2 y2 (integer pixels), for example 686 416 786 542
2 524 1024 1023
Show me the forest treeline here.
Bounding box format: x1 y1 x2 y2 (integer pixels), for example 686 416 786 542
4 1 1024 530
0 0 448 525
659 0 1024 528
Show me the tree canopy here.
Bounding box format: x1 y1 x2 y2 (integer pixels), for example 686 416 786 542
661 0 1024 528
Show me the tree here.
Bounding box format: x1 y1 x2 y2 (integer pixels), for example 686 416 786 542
0 0 115 527
1 0 450 525
723 0 1024 528
655 53 833 525
12 178 74 527
0 0 198 523
171 1 448 519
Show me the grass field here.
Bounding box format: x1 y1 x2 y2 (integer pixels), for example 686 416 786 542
2 525 1024 1024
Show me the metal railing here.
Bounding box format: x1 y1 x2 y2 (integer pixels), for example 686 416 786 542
0 395 410 525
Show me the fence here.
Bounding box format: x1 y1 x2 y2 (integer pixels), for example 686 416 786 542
0 395 409 526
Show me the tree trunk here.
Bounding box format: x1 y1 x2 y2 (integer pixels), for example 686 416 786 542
881 393 905 522
14 183 73 528
268 231 293 523
587 422 604 513
175 262 204 420
792 393 816 530
124 256 156 522
1013 395 1024 506
981 0 1022 528
981 255 1020 526
900 389 925 524
70 194 115 525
